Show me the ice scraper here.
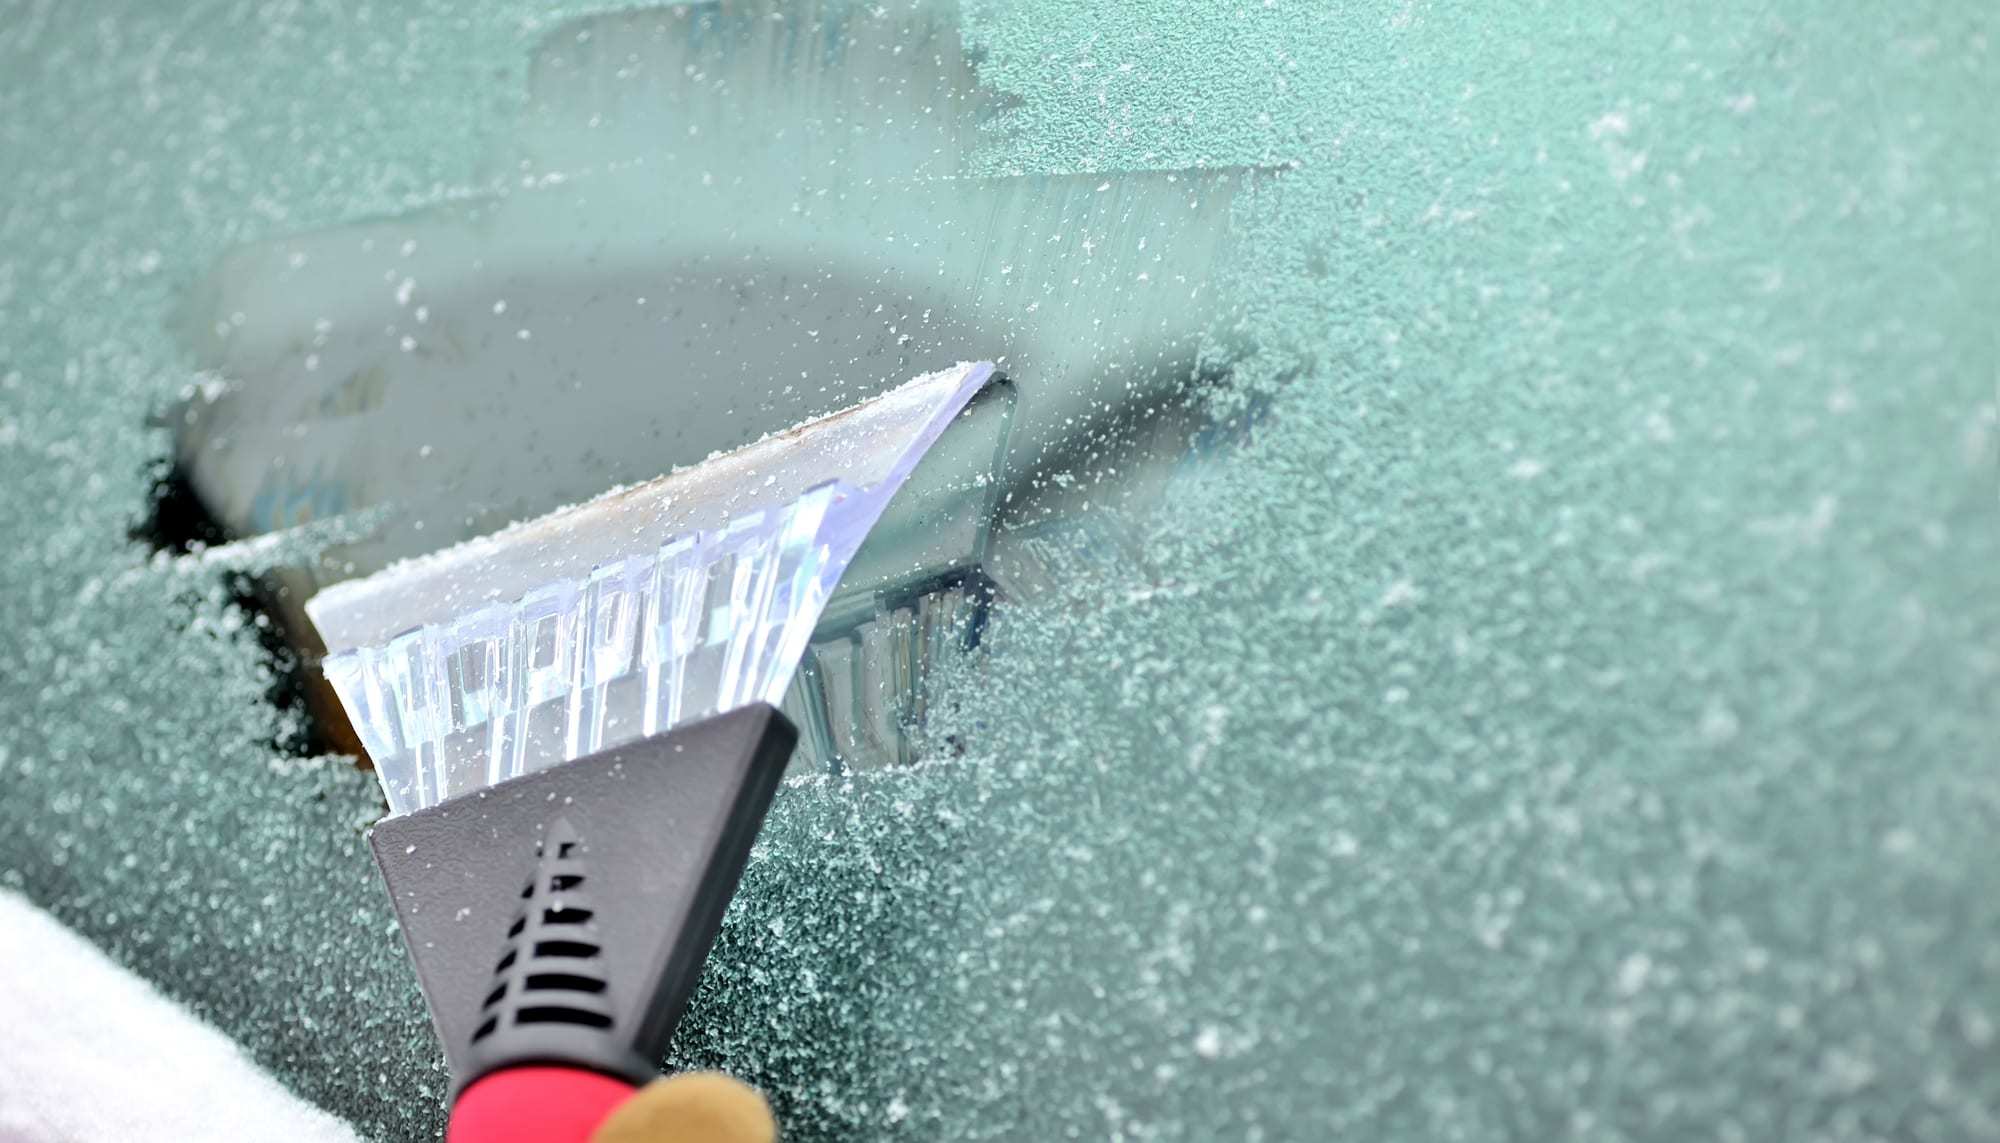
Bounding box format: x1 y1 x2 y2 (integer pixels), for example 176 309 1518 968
319 362 995 1141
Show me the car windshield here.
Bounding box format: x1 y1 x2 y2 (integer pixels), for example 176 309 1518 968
0 2 1992 1140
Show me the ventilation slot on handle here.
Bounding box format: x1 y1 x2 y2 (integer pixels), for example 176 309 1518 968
468 819 615 1051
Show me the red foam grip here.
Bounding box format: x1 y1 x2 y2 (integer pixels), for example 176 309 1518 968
449 1067 639 1143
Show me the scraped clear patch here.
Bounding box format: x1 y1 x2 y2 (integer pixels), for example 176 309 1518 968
318 362 992 815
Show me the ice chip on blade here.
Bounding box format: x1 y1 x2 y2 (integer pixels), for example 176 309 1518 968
313 362 995 815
